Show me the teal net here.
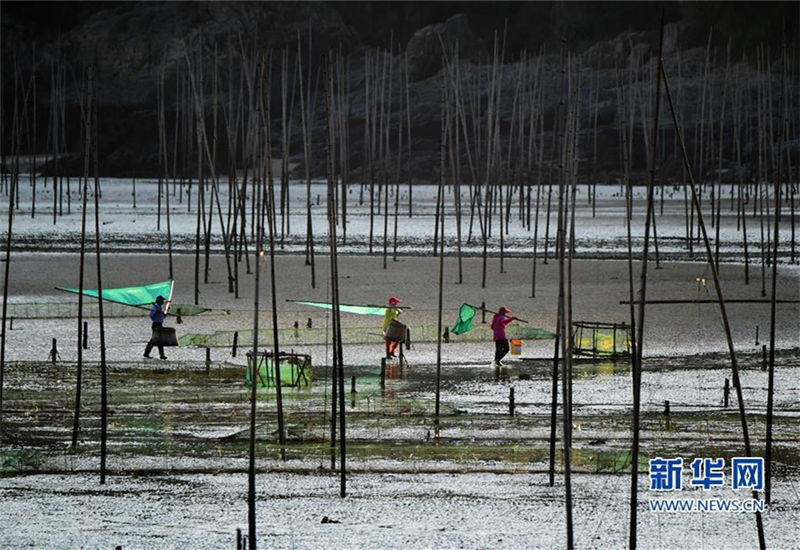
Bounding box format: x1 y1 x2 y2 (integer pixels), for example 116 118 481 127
58 280 174 310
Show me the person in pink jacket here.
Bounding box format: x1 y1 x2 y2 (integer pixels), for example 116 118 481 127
490 306 517 366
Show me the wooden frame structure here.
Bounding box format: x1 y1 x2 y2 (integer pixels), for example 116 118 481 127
245 350 312 388
571 321 631 360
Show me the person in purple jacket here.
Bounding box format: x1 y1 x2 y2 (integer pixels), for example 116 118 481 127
143 295 168 360
490 306 517 367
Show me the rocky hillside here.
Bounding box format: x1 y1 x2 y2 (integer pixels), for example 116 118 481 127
1 1 798 182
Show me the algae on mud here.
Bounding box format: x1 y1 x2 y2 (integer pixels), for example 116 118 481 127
2 349 798 478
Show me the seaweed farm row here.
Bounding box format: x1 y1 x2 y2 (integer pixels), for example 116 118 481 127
2 349 798 478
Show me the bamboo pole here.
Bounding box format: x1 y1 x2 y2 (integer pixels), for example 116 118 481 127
518 52 529 227
247 100 263 550
185 39 203 306
31 42 37 219
629 18 664 549
59 56 67 217
369 51 379 254
90 67 109 483
621 76 640 550
434 156 446 420
733 61 750 284
591 55 600 216
50 58 57 225
662 59 767 550
382 44 393 270
297 30 316 288
714 42 731 269
183 39 235 298
382 39 394 228
0 59 19 423
201 55 213 286
280 48 288 248
695 31 712 235
554 37 574 550
159 56 174 279
765 45 787 506
405 50 413 218
786 43 797 265
392 71 403 263
542 106 557 265
547 54 565 476
441 42 477 277
565 55 579 451
173 63 183 206
325 52 347 497
435 65 446 421
481 31 502 288
547 326 560 487
338 51 349 246
759 166 767 297
72 67 93 448
324 53 339 472
1 48 6 199
530 78 545 298
445 59 463 282
263 53 287 461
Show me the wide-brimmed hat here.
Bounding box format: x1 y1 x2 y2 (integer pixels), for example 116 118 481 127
498 306 509 314
388 296 402 306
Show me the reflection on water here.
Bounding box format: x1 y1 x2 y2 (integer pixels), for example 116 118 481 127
573 360 631 380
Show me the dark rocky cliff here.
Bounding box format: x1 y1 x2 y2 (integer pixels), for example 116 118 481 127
1 1 798 182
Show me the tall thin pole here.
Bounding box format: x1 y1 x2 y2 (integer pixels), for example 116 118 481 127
159 56 174 280
31 42 37 220
435 67 446 420
259 46 288 461
630 16 664 550
765 48 786 506
405 50 413 218
662 61 767 550
531 84 544 298
247 61 265 550
382 47 391 269
297 29 316 288
191 42 202 306
265 86 287 462
327 55 339 472
547 324 560 486
72 67 93 448
90 67 109 484
325 52 347 497
554 37 574 550
0 82 18 423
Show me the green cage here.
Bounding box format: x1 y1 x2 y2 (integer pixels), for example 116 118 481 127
571 321 631 359
245 351 312 388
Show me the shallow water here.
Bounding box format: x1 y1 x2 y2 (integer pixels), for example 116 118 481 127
2 176 798 548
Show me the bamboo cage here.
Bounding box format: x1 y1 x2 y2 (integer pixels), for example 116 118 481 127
245 350 312 388
571 321 631 359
